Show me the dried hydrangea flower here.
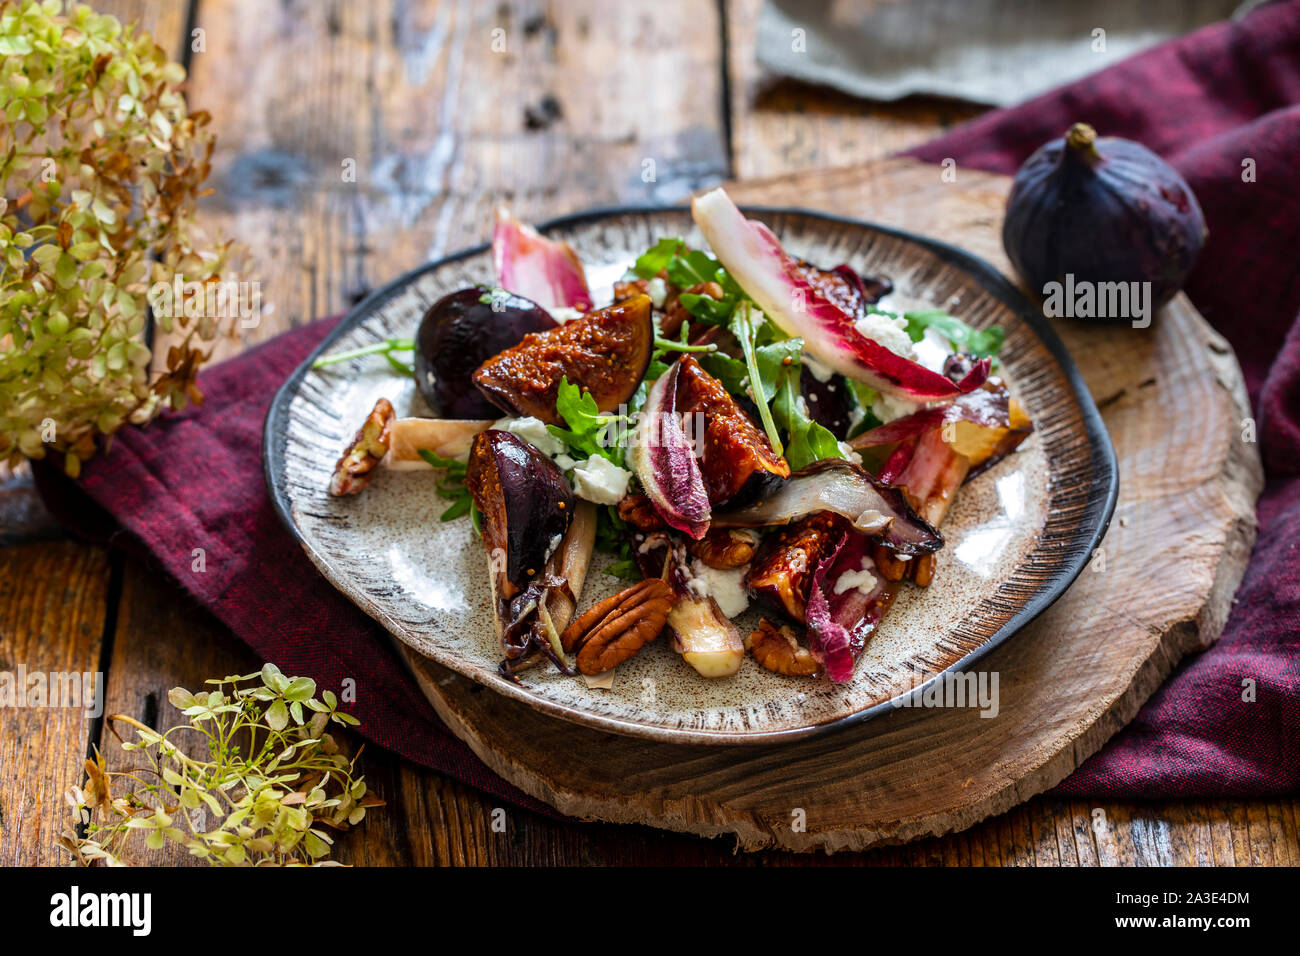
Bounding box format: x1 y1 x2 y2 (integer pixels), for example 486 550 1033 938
1 0 247 474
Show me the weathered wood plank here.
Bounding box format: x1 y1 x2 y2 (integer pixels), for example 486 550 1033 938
0 544 112 866
725 0 984 180
178 0 729 362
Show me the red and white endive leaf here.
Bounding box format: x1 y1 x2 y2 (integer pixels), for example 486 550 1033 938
492 207 593 313
804 532 856 683
850 385 1010 448
629 360 711 539
691 187 990 401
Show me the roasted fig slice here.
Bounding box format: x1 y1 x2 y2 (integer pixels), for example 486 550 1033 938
472 294 654 425
465 430 574 599
415 287 557 418
745 512 850 622
675 355 791 507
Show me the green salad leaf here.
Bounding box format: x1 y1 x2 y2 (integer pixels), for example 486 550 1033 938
771 363 846 471
897 307 1005 358
417 449 477 522
631 238 683 279
594 505 641 579
547 376 628 467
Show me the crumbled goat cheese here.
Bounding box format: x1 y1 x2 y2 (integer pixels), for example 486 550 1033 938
497 416 567 458
548 307 585 323
871 390 920 424
838 441 863 467
571 455 632 505
801 351 836 383
912 326 954 373
686 560 751 618
833 558 878 597
855 311 916 360
647 277 669 309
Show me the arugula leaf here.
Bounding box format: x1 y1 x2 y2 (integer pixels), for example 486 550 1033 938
899 307 1005 358
547 375 626 466
843 378 883 439
666 248 723 289
730 302 784 457
632 238 683 279
677 290 736 325
593 505 641 580
770 364 845 470
699 335 801 405
604 558 642 580
417 449 475 522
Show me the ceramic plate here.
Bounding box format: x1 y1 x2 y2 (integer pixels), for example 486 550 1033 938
264 207 1117 745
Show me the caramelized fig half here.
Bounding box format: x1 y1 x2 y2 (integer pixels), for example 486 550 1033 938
745 512 851 622
675 355 791 507
465 430 574 598
415 287 557 418
472 294 654 425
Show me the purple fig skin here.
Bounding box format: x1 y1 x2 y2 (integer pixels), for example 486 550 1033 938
465 430 573 595
415 287 556 418
1002 123 1207 315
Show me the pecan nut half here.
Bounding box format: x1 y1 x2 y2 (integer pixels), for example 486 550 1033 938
329 398 394 496
616 493 667 532
686 527 757 569
561 578 672 675
744 618 820 678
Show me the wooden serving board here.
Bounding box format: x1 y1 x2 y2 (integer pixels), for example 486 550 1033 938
399 159 1263 852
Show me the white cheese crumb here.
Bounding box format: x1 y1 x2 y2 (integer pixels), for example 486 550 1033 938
497 416 566 458
801 351 835 383
548 306 585 323
912 326 954 373
647 276 669 309
871 390 920 424
838 441 863 466
571 455 631 505
686 560 751 618
855 311 916 360
833 557 878 597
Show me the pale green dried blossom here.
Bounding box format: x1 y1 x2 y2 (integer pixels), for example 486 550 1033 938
59 663 380 868
1 0 244 475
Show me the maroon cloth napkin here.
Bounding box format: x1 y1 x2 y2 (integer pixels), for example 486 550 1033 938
35 0 1299 807
906 0 1300 796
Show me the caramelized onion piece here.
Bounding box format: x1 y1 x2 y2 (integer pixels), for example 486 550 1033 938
714 459 943 556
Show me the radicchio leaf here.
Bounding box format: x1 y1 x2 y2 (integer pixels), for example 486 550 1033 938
851 386 1010 448
853 384 1032 479
492 207 593 313
804 532 856 683
690 187 990 401
629 359 711 539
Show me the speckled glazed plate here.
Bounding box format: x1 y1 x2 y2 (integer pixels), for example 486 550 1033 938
264 207 1117 745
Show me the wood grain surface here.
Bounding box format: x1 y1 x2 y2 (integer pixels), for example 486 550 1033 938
0 0 1290 866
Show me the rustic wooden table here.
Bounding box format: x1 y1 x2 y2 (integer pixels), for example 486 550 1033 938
2 0 1295 866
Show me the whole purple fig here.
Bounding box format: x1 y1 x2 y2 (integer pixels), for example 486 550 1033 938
1002 123 1206 319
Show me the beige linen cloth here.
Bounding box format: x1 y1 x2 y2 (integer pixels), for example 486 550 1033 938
757 0 1257 106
